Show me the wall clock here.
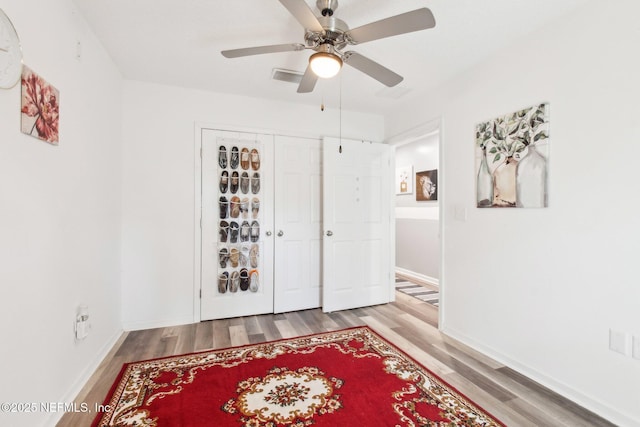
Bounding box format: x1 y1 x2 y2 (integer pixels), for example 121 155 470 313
0 8 23 89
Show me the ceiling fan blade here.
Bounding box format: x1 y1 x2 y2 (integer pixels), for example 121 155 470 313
342 51 403 87
221 43 305 58
345 8 435 44
297 65 318 93
278 0 324 32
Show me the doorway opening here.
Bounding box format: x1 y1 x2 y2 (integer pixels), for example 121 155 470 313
388 121 442 323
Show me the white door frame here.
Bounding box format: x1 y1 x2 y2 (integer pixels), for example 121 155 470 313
385 117 445 329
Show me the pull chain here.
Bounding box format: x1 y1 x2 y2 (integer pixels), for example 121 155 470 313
339 73 342 154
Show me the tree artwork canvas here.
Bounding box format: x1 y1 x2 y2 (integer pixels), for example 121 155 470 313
475 103 549 208
21 65 59 145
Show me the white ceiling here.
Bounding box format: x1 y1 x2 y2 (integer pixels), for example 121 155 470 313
72 0 589 115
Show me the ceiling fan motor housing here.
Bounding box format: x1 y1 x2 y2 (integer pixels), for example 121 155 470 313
316 0 338 16
305 15 349 50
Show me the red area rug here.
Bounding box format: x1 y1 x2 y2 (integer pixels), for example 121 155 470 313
93 326 504 426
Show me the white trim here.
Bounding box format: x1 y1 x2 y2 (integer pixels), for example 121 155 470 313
123 317 196 332
395 206 439 220
46 329 124 426
442 325 636 427
395 267 439 287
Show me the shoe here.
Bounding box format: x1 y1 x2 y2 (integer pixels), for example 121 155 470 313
230 247 239 267
230 196 240 218
240 245 249 267
241 147 250 170
218 247 229 268
250 148 260 170
249 269 259 292
240 197 249 219
219 221 229 243
218 272 228 294
229 221 239 243
229 271 240 292
230 146 239 169
219 197 228 219
250 221 260 242
240 220 250 242
251 198 260 219
251 172 260 194
230 171 239 194
218 146 227 168
239 268 250 291
250 244 259 268
240 172 249 194
219 170 228 193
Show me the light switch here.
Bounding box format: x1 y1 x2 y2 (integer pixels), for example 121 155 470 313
454 205 467 221
632 336 640 360
609 329 629 356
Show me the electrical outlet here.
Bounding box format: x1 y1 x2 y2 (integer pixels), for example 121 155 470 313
632 336 640 360
609 329 629 356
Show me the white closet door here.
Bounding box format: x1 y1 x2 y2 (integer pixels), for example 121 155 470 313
273 135 323 313
201 129 274 320
322 137 394 313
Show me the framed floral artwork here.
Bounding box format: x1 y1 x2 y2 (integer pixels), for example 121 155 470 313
21 65 59 145
475 103 549 208
416 169 437 201
395 166 413 195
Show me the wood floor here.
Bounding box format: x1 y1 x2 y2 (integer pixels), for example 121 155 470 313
58 292 615 427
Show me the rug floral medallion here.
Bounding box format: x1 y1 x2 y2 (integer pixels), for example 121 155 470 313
93 327 505 426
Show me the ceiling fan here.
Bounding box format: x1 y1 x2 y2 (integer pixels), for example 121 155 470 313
221 0 436 93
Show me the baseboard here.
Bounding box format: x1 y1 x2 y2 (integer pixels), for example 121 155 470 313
122 316 197 332
441 325 638 427
46 329 124 426
395 267 439 287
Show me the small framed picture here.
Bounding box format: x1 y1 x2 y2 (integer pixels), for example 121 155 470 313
416 169 437 201
396 166 413 195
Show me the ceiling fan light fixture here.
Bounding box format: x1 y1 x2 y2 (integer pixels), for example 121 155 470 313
309 50 342 79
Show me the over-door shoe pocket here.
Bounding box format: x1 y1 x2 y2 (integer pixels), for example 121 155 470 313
240 221 250 242
219 170 229 193
250 149 260 170
230 171 239 194
249 269 259 292
218 247 229 268
229 221 239 243
218 272 228 294
240 147 250 170
230 146 239 169
229 271 240 293
240 172 249 194
240 197 249 219
219 221 229 242
250 221 260 242
251 172 260 194
249 244 259 268
218 146 227 169
251 198 260 218
229 247 239 268
239 268 250 291
219 197 229 219
230 196 241 218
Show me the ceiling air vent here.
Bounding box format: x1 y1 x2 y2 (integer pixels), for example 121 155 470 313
271 68 304 84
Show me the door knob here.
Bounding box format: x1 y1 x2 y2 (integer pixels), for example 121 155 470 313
277 230 284 237
326 230 333 236
265 231 272 236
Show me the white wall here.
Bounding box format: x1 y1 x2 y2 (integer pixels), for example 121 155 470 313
386 1 640 425
0 1 123 426
121 80 384 330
